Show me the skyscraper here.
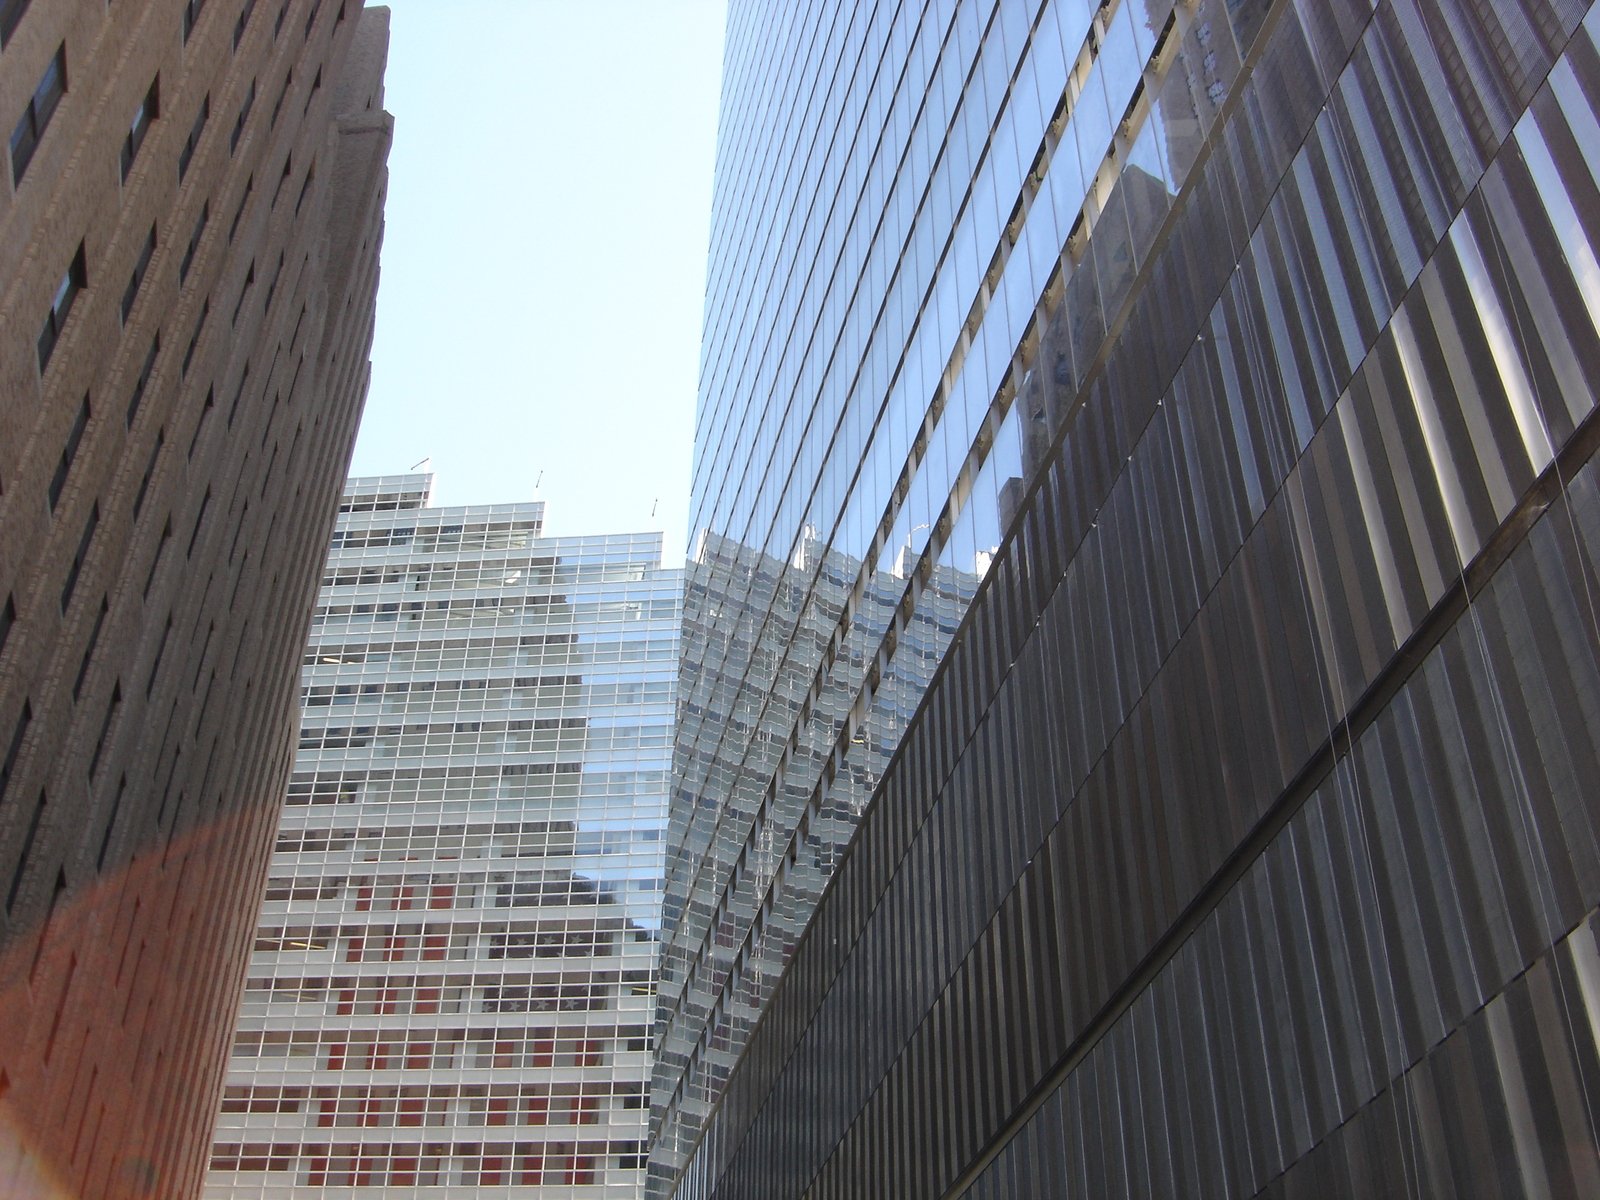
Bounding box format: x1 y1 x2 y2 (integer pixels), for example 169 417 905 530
0 3 391 1196
657 0 1600 1196
205 475 680 1195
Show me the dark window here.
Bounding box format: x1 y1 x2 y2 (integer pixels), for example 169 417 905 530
294 162 314 216
48 393 90 511
121 226 156 324
303 0 320 39
132 430 163 517
273 0 287 39
182 299 209 376
0 0 32 48
177 94 208 179
37 242 85 373
233 0 256 50
0 595 14 659
9 43 66 186
182 0 207 42
263 251 283 312
228 364 249 426
126 334 159 427
144 519 171 597
6 790 44 912
186 488 211 557
1 702 31 803
303 67 321 116
229 79 255 153
270 71 290 129
146 617 171 696
232 261 254 326
60 502 98 613
229 173 253 242
180 202 208 282
121 78 159 183
187 388 213 457
72 598 107 700
88 684 119 779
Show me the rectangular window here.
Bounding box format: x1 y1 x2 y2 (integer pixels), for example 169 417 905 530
126 334 159 427
7 791 44 912
144 519 171 598
121 78 158 183
228 365 249 426
88 684 119 779
9 43 65 187
0 0 32 49
48 394 90 511
233 0 256 50
132 430 163 517
180 202 208 282
294 162 314 216
177 94 208 179
72 598 107 700
120 226 156 324
182 299 208 376
37 242 85 373
187 388 214 457
229 79 255 153
273 0 287 39
232 261 254 326
60 502 98 613
146 617 171 696
181 0 207 42
1 702 30 803
0 595 14 660
270 71 291 129
186 489 211 557
263 252 283 312
303 67 321 116
304 0 320 39
228 173 253 242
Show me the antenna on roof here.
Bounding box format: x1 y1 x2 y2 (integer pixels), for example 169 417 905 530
410 456 431 471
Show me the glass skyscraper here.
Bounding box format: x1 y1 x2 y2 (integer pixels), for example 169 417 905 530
657 0 1600 1196
206 475 679 1195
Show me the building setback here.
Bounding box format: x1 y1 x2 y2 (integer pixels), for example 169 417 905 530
657 0 1600 1197
205 476 680 1195
0 2 391 1197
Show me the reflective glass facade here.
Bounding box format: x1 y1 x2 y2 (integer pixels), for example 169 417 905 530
206 476 679 1196
660 0 1600 1196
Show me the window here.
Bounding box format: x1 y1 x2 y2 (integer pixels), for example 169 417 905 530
233 0 256 50
182 0 207 42
304 0 319 39
180 202 208 282
273 0 286 39
132 430 163 516
229 173 253 242
60 502 98 613
121 226 156 324
270 71 291 129
126 334 159 427
186 489 211 556
263 252 283 312
178 94 208 179
188 388 214 457
182 299 209 376
230 79 255 153
1 702 30 807
0 0 32 49
9 43 65 186
294 162 314 216
72 598 106 699
48 394 90 511
0 595 14 660
121 78 158 183
88 684 119 779
37 242 85 373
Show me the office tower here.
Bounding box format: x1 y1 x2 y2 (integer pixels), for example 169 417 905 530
656 0 1600 1196
0 2 391 1197
205 475 680 1196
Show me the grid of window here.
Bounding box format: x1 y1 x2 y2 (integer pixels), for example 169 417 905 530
205 476 680 1197
660 1 1600 1197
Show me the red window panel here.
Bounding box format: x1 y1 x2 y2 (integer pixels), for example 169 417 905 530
421 932 447 961
480 1156 506 1185
487 1096 513 1127
390 1155 418 1185
525 1093 549 1125
397 1095 425 1127
325 1042 347 1070
308 1157 329 1186
354 884 373 911
429 883 454 909
516 1151 544 1185
405 1040 432 1069
530 1035 554 1067
317 1098 337 1128
491 1039 517 1070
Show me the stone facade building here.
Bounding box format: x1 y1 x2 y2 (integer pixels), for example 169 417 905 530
0 2 392 1196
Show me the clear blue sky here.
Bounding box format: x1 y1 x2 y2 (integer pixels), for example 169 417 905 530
350 0 727 564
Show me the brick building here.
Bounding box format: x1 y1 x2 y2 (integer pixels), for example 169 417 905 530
0 2 392 1196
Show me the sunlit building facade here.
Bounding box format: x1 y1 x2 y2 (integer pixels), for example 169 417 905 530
658 0 1600 1197
206 476 679 1196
